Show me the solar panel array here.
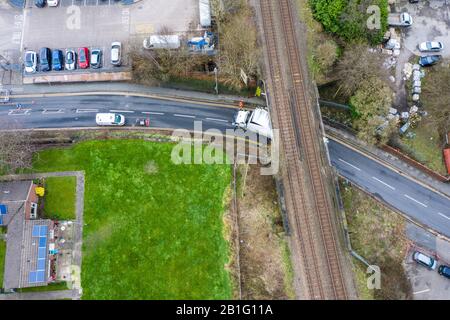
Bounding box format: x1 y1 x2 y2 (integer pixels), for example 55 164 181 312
28 225 48 284
0 204 7 226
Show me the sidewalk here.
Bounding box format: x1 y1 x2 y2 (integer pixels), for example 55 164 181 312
325 125 450 198
0 290 76 300
3 82 265 107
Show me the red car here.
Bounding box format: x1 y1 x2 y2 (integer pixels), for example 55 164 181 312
78 47 89 69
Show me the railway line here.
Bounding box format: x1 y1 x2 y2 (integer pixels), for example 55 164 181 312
259 0 350 299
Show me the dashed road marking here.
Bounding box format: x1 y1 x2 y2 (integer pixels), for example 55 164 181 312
43 109 64 114
206 117 228 123
109 109 135 113
142 111 164 115
174 114 195 118
76 108 98 113
338 158 361 171
437 212 450 220
372 176 395 190
8 109 31 116
404 194 427 208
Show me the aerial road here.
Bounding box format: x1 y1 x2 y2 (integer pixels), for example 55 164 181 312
328 139 450 239
2 93 450 239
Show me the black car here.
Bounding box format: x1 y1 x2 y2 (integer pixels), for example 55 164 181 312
39 47 51 72
438 265 450 279
419 55 442 67
409 0 419 3
90 49 102 69
34 0 46 7
52 49 64 71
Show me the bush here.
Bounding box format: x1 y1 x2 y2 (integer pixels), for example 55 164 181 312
309 0 388 44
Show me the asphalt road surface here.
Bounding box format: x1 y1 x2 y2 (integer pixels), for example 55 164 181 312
329 139 450 239
2 94 449 238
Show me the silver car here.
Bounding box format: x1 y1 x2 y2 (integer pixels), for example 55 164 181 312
65 49 76 70
418 41 444 52
24 51 37 73
111 41 122 66
413 251 437 270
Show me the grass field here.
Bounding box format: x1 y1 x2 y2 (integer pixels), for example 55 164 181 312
0 240 5 288
32 140 232 299
43 176 76 220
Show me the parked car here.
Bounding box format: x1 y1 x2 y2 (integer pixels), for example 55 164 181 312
418 41 444 52
409 0 419 3
90 49 102 69
111 42 122 66
65 50 76 70
47 0 58 6
95 113 125 126
34 0 46 7
419 55 442 67
413 251 437 270
39 47 51 72
78 47 89 69
24 51 37 74
52 49 64 71
438 265 450 279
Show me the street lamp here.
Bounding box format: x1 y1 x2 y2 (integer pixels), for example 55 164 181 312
214 67 218 95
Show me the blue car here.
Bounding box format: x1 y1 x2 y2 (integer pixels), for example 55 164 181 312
52 49 64 71
438 265 450 279
419 55 441 67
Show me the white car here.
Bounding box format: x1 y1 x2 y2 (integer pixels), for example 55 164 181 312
47 0 59 6
413 251 437 270
111 42 122 66
65 50 76 70
24 51 37 73
418 41 444 52
95 113 125 126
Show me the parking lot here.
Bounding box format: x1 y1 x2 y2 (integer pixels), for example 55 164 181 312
397 0 450 58
405 224 450 299
1 0 199 81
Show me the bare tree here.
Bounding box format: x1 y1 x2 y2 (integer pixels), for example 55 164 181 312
0 121 34 174
335 44 389 98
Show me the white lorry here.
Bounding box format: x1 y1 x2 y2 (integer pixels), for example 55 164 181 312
143 35 181 50
232 107 273 140
95 113 125 126
388 12 413 27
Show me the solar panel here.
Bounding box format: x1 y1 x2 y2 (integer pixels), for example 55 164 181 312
28 271 37 283
37 259 45 271
39 236 47 248
39 225 48 237
32 225 40 237
36 270 45 282
0 204 7 215
38 247 46 259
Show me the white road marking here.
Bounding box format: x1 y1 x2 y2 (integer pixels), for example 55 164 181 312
174 114 195 118
76 108 98 113
404 194 428 208
42 109 64 114
372 176 395 190
338 158 361 171
110 109 135 113
142 111 164 115
413 289 430 295
437 212 450 220
8 109 31 116
206 117 228 123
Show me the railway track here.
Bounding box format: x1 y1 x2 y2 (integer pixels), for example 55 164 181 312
259 0 349 299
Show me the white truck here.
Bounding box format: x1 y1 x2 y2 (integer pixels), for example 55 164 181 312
232 107 273 140
388 12 413 27
199 0 211 28
143 35 181 50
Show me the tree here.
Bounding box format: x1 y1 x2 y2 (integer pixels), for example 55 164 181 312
350 77 395 144
421 63 450 135
0 123 34 174
335 44 389 98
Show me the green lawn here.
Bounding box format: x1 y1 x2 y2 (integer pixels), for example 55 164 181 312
43 176 76 220
0 240 6 289
32 140 232 299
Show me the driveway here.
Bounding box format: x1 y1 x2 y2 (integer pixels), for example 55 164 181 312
397 0 450 58
405 223 450 300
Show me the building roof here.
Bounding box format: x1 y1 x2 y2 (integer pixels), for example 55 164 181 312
0 181 33 203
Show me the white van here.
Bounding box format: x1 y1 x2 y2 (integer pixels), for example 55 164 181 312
95 113 125 126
